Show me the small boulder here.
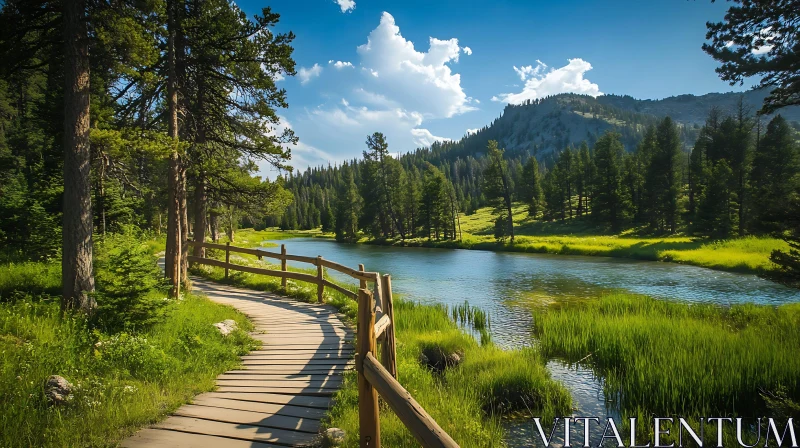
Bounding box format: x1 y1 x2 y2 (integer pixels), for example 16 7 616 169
324 428 346 447
45 375 72 406
419 346 463 373
213 319 238 336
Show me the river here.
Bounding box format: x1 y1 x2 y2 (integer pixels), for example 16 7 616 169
264 238 800 446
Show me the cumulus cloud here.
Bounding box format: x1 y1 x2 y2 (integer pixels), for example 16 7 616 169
462 46 472 56
493 58 602 104
329 60 354 69
466 128 479 135
356 12 475 118
410 128 451 147
334 0 355 13
282 12 475 168
258 116 337 174
297 63 323 85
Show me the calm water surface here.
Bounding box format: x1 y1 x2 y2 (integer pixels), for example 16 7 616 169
263 238 800 446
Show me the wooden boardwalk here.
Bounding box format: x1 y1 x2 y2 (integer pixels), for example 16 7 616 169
123 276 354 447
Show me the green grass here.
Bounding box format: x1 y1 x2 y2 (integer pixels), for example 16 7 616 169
0 257 258 447
352 204 787 275
229 227 323 248
190 257 572 446
533 293 800 419
0 261 61 298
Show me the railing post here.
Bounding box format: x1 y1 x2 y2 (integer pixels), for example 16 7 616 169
316 256 324 303
359 264 367 290
381 274 397 379
280 244 287 290
225 242 230 279
357 288 380 448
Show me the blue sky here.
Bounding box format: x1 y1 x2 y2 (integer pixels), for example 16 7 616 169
240 0 756 173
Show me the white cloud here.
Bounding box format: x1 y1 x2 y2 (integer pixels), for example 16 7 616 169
410 128 451 147
462 46 472 56
334 0 355 13
751 27 776 55
513 61 547 81
466 128 479 135
297 63 323 85
281 12 473 168
356 12 475 118
493 58 602 104
329 60 354 69
258 116 337 174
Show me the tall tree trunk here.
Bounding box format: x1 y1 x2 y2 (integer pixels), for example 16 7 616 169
179 161 190 291
193 171 206 257
165 0 181 298
210 207 220 242
62 0 95 313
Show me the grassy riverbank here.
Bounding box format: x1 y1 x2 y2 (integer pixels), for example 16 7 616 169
533 293 800 441
0 240 258 447
352 204 787 275
191 256 572 446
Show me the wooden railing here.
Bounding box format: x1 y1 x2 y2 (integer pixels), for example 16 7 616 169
187 241 458 448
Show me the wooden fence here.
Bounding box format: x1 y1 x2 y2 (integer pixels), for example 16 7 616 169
187 241 458 448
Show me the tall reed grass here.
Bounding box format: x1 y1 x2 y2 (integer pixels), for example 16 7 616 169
533 293 800 418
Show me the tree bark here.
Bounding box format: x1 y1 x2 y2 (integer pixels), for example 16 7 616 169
62 0 95 314
179 160 190 291
210 206 220 242
165 0 181 298
193 171 206 257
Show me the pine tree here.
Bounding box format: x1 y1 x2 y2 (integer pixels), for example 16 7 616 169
482 140 514 243
696 160 735 238
749 115 800 234
644 117 681 233
591 131 628 232
521 156 544 218
334 166 361 243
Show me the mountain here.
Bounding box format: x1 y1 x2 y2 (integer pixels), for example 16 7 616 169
417 89 800 166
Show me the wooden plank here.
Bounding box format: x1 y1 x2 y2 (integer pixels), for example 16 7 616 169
232 367 352 375
219 373 344 381
363 353 458 448
322 279 358 299
374 314 391 339
191 396 328 419
283 253 318 263
357 288 381 447
154 416 319 446
242 359 352 366
197 392 331 409
381 274 398 378
246 349 354 355
216 379 341 388
174 404 320 433
187 256 319 284
241 357 351 363
319 258 379 283
216 386 335 396
121 428 281 448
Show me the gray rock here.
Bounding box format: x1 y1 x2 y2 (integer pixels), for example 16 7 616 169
45 375 72 406
447 352 462 367
213 319 238 336
324 428 346 447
